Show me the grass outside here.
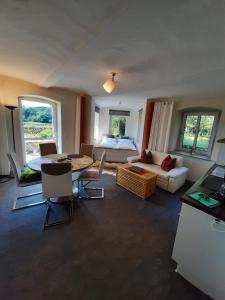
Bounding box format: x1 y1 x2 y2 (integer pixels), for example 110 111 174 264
183 135 209 152
23 121 53 139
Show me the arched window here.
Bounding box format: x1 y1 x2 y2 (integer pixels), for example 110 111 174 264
19 96 62 163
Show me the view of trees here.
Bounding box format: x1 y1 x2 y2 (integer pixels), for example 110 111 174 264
22 106 52 123
111 116 126 136
22 105 53 139
21 102 55 162
182 114 214 153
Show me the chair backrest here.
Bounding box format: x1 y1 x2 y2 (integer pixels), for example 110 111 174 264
80 143 94 158
98 150 106 176
7 152 21 185
41 163 72 199
39 142 57 156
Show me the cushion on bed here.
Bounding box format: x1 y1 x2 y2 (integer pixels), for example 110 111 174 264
102 134 115 138
100 137 117 147
117 139 136 150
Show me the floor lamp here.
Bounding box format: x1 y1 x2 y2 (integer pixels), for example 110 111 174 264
5 105 18 152
0 105 17 183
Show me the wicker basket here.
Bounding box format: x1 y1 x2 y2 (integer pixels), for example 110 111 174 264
116 164 157 199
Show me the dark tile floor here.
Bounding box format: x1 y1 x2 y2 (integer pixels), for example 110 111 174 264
0 174 211 300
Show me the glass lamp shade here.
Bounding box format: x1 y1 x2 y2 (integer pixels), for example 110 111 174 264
103 79 115 93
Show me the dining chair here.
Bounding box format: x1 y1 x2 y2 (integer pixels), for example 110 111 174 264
77 150 106 199
80 143 94 158
7 152 44 211
41 162 74 228
39 142 57 156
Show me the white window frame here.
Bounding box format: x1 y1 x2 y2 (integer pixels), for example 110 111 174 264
19 95 62 164
178 110 220 158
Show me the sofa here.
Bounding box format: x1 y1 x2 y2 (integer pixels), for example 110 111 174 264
127 150 189 193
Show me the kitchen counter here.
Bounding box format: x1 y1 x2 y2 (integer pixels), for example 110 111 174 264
182 164 225 221
172 164 225 300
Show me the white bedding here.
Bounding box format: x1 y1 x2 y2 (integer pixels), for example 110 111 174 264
116 138 136 150
97 137 136 150
99 137 117 148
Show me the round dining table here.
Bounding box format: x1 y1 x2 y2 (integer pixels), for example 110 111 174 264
28 153 93 173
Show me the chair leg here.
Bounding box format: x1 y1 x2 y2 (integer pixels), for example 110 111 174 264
44 200 51 227
12 191 45 211
78 180 104 199
70 199 74 218
44 198 74 229
82 187 104 199
72 180 79 198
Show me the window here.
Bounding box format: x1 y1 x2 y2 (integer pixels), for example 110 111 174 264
19 97 61 163
179 111 219 157
94 106 100 140
110 116 126 136
109 110 130 136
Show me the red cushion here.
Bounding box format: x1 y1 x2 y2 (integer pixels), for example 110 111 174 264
161 155 176 172
139 150 153 164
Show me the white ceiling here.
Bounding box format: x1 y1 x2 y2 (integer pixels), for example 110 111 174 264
94 96 146 110
1 0 225 101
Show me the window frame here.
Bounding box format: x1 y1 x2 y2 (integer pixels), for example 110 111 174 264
178 110 220 158
19 96 62 164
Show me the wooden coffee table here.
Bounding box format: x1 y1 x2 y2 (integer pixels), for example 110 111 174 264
116 164 157 200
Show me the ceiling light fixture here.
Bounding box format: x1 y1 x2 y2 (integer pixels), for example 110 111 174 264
103 72 116 93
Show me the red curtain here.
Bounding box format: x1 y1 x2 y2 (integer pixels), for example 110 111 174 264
80 96 86 145
142 102 154 151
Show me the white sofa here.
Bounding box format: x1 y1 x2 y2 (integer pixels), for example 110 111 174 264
127 150 189 193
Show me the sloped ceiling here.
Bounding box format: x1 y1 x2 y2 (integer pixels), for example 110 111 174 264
1 0 225 99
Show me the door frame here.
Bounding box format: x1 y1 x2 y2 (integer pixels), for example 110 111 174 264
18 95 62 164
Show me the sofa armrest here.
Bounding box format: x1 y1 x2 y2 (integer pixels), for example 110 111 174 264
127 156 140 163
167 167 189 178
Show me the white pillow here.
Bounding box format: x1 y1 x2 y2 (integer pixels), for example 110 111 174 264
100 137 117 147
101 136 115 144
117 139 135 150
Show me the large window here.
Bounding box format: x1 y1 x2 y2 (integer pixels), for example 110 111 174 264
179 111 219 157
110 116 126 136
109 110 130 136
19 97 61 163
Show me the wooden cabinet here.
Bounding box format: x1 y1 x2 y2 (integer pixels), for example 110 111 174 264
172 203 225 300
116 165 157 199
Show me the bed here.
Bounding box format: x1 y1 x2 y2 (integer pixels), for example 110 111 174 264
94 137 139 163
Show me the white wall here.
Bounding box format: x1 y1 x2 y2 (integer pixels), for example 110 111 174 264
0 75 80 166
169 97 225 181
89 98 147 153
98 107 138 138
